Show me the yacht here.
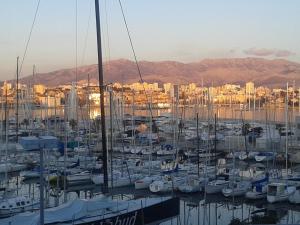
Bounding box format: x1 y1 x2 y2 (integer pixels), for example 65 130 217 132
267 182 296 203
0 196 39 217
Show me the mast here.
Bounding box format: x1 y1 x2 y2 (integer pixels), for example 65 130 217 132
95 0 108 193
32 65 36 134
87 74 91 156
196 113 200 176
285 82 289 175
16 56 19 142
214 113 217 177
39 144 44 225
4 85 8 185
109 88 113 189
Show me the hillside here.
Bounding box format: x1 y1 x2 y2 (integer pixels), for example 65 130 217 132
17 58 300 87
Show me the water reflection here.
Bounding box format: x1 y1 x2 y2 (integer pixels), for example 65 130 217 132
161 194 300 225
1 105 299 123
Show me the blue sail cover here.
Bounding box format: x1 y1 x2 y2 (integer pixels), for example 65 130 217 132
19 136 59 150
19 136 40 151
39 136 59 149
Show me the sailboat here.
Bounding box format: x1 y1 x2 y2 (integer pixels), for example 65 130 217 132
205 174 229 194
0 62 39 218
245 175 269 200
178 175 208 193
0 195 179 225
0 0 180 224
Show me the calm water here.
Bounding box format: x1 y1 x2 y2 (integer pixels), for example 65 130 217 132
2 172 300 225
1 104 299 123
162 195 300 225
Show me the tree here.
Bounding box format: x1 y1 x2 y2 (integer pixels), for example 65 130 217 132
23 118 29 130
242 123 250 136
69 119 77 131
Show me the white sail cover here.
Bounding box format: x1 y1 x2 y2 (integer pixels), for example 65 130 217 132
1 196 129 225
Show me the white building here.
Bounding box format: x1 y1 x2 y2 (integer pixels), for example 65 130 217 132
245 82 255 94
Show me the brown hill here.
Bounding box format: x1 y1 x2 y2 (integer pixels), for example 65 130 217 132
17 58 300 87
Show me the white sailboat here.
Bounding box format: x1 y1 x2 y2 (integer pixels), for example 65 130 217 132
149 176 183 193
245 176 269 200
222 180 251 197
178 175 208 193
205 175 229 194
134 175 161 190
66 171 92 184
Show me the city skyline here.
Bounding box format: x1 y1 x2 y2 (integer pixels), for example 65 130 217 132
1 0 300 80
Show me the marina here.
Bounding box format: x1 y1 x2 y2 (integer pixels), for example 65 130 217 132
1 0 300 225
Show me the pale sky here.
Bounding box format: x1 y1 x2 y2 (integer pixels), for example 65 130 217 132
0 0 299 80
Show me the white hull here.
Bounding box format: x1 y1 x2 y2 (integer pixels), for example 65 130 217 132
289 190 300 204
245 191 267 199
149 180 172 193
178 184 201 193
92 174 141 187
156 150 176 156
267 183 295 203
206 180 229 194
267 194 290 203
20 171 40 179
222 181 251 197
245 184 268 200
0 196 39 217
135 176 160 190
67 173 91 183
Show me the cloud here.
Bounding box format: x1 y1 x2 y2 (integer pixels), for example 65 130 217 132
244 48 275 56
275 50 295 57
243 48 295 58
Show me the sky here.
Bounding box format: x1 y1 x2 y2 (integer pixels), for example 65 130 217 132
0 0 300 80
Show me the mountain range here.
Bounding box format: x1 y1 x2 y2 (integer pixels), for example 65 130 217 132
16 57 300 88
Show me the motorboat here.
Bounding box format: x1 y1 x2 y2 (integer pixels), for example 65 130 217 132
0 196 39 217
267 182 296 203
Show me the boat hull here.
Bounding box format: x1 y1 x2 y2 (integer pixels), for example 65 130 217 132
205 182 228 194
0 197 180 225
245 191 267 200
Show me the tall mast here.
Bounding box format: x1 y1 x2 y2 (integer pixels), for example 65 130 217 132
4 85 8 184
95 0 108 193
16 56 19 142
285 82 289 175
196 113 199 176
